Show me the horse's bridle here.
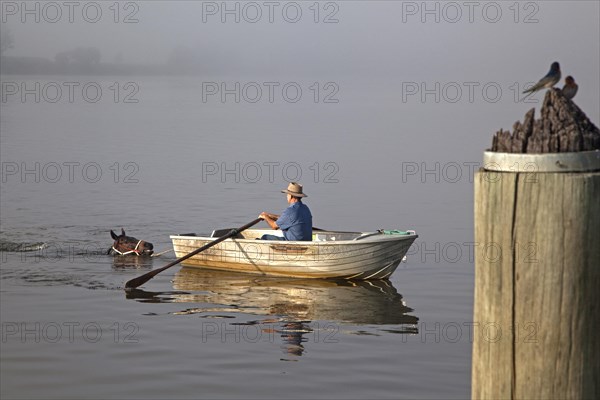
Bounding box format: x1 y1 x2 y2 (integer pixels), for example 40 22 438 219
111 240 143 256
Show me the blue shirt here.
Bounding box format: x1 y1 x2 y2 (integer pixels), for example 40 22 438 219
276 202 312 241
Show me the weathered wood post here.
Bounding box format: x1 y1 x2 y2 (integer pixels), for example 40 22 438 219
472 89 600 399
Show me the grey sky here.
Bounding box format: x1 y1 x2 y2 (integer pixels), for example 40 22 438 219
1 1 599 120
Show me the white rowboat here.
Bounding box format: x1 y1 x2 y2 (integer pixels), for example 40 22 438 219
170 229 417 279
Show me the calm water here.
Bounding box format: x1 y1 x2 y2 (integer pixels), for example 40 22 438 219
1 76 476 399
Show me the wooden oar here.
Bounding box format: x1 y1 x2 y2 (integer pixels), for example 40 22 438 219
124 218 262 289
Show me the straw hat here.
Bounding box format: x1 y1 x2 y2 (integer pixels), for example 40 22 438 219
281 182 307 198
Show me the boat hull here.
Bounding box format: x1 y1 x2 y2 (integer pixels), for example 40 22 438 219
170 230 417 279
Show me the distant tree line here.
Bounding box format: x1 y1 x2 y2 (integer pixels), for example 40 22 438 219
1 27 15 55
0 27 235 76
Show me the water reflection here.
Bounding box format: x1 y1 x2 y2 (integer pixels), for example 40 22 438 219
127 267 419 360
111 255 154 269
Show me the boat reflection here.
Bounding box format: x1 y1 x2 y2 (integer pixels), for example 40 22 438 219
127 267 419 360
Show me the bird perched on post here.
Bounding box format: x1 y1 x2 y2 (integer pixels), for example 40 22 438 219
522 62 561 95
561 76 578 100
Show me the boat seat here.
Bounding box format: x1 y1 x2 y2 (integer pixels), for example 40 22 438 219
211 228 244 239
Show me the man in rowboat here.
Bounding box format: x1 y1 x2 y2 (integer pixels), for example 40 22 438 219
258 182 313 241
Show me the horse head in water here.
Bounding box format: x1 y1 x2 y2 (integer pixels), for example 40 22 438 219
108 228 153 256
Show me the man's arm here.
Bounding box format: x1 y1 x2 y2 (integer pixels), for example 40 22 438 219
259 212 279 230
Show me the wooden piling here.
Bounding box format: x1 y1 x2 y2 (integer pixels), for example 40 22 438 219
472 89 600 399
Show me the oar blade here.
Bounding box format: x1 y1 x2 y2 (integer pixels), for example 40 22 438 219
125 273 155 289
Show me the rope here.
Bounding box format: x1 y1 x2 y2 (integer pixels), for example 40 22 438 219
151 249 174 257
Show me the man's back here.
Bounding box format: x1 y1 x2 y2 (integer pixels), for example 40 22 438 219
276 202 312 241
